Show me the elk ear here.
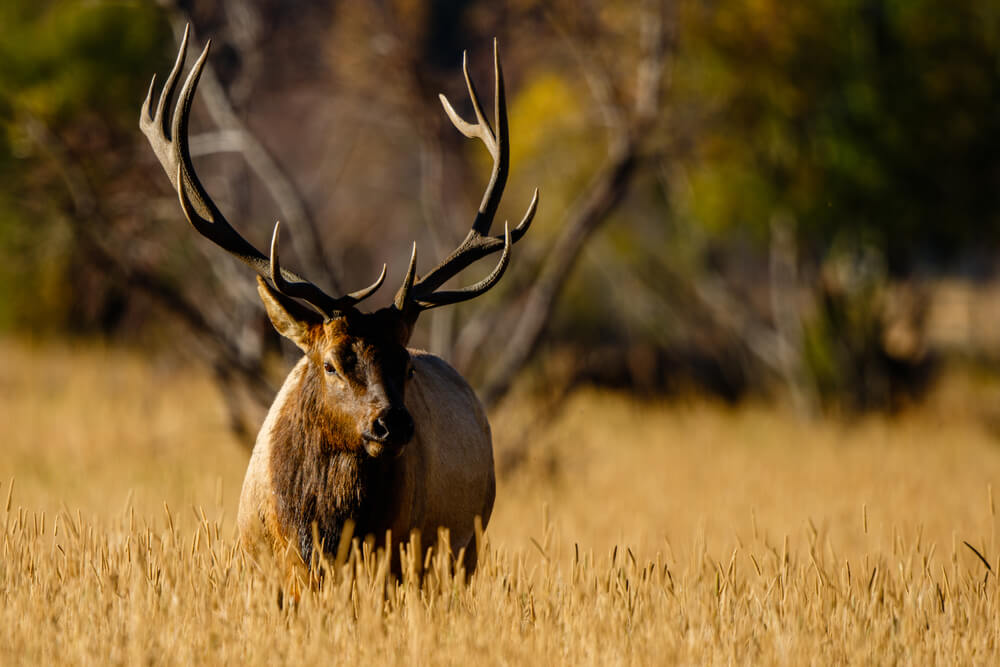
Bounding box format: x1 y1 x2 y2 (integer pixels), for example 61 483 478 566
256 276 314 352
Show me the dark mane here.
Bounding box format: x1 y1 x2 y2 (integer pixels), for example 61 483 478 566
269 361 394 563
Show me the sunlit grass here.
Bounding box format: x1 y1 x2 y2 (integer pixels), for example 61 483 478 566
3 338 1000 663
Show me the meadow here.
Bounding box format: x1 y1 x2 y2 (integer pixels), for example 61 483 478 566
3 338 1000 664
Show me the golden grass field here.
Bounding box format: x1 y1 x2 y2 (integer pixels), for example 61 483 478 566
4 337 1000 664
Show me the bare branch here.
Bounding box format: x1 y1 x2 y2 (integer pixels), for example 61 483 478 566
160 10 342 294
22 113 276 434
478 140 639 407
477 2 674 408
395 41 538 314
143 24 386 318
768 212 818 415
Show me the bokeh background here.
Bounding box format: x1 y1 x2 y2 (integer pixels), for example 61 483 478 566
3 0 1000 426
3 0 1000 482
4 3 1000 661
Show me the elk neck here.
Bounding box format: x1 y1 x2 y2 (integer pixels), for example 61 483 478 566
268 358 397 564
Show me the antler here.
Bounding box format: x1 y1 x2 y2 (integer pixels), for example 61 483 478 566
394 39 539 312
140 25 384 318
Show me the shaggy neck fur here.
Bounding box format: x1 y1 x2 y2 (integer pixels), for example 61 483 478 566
269 361 393 564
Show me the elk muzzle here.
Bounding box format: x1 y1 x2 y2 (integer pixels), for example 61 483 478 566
362 406 414 458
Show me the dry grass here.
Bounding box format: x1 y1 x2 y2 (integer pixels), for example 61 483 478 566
3 338 1000 664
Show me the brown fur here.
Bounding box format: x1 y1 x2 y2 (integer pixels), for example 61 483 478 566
269 360 402 562
239 286 495 577
261 307 418 565
239 350 495 576
146 34 519 581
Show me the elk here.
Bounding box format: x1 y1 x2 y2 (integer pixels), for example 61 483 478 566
140 27 538 576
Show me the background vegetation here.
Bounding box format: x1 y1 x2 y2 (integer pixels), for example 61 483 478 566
2 0 998 416
4 1 1000 661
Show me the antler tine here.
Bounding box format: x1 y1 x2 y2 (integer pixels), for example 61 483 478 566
158 26 190 138
510 187 540 241
141 25 190 193
347 263 388 302
394 244 419 311
143 25 385 318
416 224 512 309
449 38 508 235
268 222 330 316
395 40 539 313
439 51 496 157
269 221 388 314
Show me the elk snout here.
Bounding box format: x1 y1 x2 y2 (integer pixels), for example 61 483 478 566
363 407 414 457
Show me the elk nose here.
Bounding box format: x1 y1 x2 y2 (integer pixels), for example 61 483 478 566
370 407 414 446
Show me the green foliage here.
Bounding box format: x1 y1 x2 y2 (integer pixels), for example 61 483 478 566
675 0 1000 269
0 1 169 123
801 246 890 407
501 69 598 243
0 0 170 333
800 240 937 411
0 0 994 409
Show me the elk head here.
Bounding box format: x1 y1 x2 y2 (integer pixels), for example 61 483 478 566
140 27 538 457
255 267 415 458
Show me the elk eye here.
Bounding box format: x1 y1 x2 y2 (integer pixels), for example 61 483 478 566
323 361 337 376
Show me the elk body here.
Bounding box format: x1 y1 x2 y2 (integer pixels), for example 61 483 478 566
141 28 538 575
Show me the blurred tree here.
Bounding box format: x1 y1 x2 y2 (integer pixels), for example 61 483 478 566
675 0 1000 271
0 0 170 331
1 0 998 424
663 0 999 410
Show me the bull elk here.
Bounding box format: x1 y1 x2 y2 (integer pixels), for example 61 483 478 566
140 27 538 575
